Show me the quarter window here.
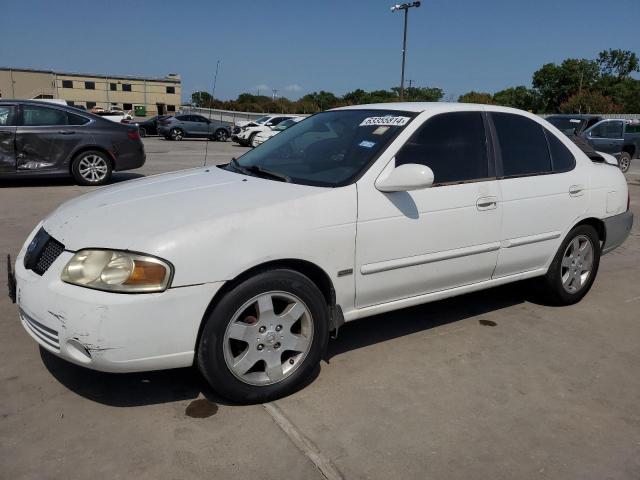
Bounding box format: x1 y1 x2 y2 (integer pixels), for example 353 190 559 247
492 113 552 177
21 105 69 126
544 130 575 172
84 81 95 90
67 112 89 126
61 80 73 88
395 111 489 184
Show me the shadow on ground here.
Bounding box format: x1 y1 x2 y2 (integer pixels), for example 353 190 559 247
0 172 144 188
41 279 546 407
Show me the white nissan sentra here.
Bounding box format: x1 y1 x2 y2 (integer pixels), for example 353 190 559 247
11 103 633 403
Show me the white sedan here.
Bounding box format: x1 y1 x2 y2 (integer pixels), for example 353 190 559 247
252 117 304 147
11 103 633 403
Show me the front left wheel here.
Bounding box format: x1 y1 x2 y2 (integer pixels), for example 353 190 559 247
214 128 229 142
71 150 113 186
197 269 329 404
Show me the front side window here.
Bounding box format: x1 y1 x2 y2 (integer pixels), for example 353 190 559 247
492 113 552 177
231 109 416 187
589 121 623 139
21 105 69 126
0 105 16 126
84 81 95 90
395 111 489 184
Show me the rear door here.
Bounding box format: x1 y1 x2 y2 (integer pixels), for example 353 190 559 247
490 112 588 277
15 104 89 171
585 120 624 155
0 104 17 173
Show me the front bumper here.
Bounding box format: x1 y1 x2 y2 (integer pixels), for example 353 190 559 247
602 210 633 254
14 246 222 373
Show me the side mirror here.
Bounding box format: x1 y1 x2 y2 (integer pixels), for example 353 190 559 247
375 163 434 192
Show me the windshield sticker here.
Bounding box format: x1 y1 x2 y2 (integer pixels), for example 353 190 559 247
372 126 390 135
569 119 581 123
358 140 376 148
360 116 410 127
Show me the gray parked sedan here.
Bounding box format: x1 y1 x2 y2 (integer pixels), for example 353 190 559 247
157 114 231 141
0 100 145 185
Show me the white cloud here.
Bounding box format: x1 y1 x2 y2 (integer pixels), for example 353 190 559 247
285 84 303 92
255 84 270 92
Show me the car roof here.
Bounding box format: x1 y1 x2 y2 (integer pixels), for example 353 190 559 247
333 102 535 116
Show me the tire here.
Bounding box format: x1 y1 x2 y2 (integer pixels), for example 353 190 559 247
71 150 113 186
619 152 631 173
214 129 229 142
197 269 329 404
139 127 147 138
540 225 601 305
170 128 184 141
247 132 258 147
251 134 261 148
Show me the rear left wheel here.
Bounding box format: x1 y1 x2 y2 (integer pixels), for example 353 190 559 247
197 269 329 404
619 152 631 173
71 151 113 186
139 127 147 137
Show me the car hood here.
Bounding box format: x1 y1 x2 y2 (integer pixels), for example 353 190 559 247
43 166 329 252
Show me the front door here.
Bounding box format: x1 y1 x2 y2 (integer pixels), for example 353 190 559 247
584 120 625 155
0 104 17 173
355 111 501 308
490 112 589 277
15 104 87 171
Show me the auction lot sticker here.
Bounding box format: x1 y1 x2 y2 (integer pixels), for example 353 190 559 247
360 116 410 127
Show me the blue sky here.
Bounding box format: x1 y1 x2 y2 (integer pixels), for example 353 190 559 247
1 0 638 102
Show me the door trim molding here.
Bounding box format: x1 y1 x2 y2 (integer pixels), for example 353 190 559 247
360 242 501 275
501 231 561 248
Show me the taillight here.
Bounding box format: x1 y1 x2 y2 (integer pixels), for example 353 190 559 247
127 129 140 140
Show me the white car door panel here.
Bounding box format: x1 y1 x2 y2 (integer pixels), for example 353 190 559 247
355 110 502 309
490 113 589 278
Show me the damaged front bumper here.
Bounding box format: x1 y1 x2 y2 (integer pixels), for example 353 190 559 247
14 246 223 373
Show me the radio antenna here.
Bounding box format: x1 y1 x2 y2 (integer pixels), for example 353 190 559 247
204 59 221 167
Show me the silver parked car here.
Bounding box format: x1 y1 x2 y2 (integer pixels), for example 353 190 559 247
157 114 231 141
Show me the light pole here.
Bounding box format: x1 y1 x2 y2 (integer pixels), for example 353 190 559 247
390 2 421 101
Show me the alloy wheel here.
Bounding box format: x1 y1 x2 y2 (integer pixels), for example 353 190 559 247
561 234 594 294
223 291 314 386
78 155 109 183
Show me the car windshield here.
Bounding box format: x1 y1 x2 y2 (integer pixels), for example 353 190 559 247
547 117 586 136
254 116 270 124
229 109 416 187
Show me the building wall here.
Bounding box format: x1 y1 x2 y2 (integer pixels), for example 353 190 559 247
0 69 181 117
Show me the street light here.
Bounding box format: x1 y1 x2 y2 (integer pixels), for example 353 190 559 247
390 1 421 101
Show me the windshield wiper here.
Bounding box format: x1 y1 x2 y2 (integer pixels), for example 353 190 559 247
244 165 291 183
229 157 252 176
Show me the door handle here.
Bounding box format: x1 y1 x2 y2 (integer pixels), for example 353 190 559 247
569 185 584 196
58 130 75 135
476 196 498 211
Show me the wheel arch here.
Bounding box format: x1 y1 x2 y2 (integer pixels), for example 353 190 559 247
622 144 635 157
571 217 606 247
68 146 115 173
194 258 339 359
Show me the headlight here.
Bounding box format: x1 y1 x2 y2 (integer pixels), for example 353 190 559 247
61 250 172 293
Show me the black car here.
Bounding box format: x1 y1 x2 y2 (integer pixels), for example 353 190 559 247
0 100 145 185
545 114 602 136
136 115 170 137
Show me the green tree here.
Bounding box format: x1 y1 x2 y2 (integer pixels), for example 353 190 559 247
598 49 640 78
532 59 599 112
390 86 444 102
191 91 212 107
559 90 622 114
492 86 539 111
458 91 495 104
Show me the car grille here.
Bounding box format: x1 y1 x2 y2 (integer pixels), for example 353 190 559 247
24 228 65 276
21 309 60 351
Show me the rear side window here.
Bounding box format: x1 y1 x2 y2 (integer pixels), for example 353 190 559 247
492 113 551 177
21 105 69 126
0 105 16 126
175 115 188 121
589 121 623 139
396 111 489 184
67 112 89 126
544 130 575 172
